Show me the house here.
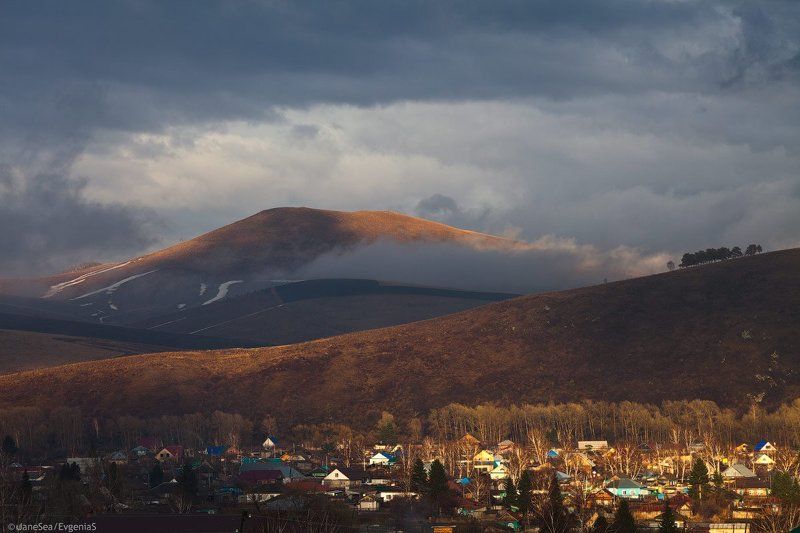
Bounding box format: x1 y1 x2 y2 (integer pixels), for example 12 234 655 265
753 454 775 470
472 450 496 472
489 464 510 480
238 469 284 485
589 489 615 508
605 478 650 500
732 477 770 497
131 446 151 458
240 460 305 480
369 451 395 466
754 441 776 454
155 446 184 462
357 494 380 511
721 464 757 479
66 457 99 473
238 484 284 504
565 452 595 472
497 440 515 454
108 451 128 464
547 449 561 459
376 489 419 502
578 440 609 452
322 467 367 489
262 436 278 450
205 445 228 457
308 466 331 479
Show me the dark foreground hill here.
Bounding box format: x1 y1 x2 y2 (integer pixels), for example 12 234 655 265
0 248 796 425
0 311 259 373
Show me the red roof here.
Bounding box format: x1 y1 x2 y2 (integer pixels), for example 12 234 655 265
164 445 184 458
239 469 284 483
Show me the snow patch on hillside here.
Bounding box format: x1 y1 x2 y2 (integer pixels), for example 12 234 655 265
202 280 243 306
72 270 158 300
43 261 132 298
199 283 207 296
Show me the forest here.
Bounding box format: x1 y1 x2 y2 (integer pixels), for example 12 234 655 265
678 244 762 268
3 398 800 461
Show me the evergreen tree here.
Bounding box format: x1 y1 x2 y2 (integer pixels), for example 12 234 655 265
149 463 164 488
427 459 449 514
376 412 398 444
177 459 198 497
378 421 398 444
612 500 636 533
542 473 569 533
410 458 427 492
658 501 679 533
108 461 121 496
2 435 17 456
19 470 32 504
517 470 533 518
59 463 72 481
70 462 81 481
688 458 709 499
771 471 800 504
504 477 518 508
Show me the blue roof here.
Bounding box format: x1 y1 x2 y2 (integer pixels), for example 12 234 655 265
754 440 769 450
206 445 228 456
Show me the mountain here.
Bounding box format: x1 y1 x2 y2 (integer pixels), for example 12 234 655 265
0 248 796 424
0 208 519 324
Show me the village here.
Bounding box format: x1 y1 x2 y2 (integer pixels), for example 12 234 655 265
2 426 799 532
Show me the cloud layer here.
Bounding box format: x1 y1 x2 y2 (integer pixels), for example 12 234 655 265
1 1 798 283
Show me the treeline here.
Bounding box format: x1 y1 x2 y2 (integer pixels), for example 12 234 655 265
678 244 762 268
427 399 800 447
4 399 800 460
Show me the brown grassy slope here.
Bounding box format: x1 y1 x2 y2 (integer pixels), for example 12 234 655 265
0 330 171 374
0 248 797 423
0 208 517 298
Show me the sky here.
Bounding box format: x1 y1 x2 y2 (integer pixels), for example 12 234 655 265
1 0 799 279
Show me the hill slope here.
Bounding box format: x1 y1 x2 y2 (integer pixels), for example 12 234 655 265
0 249 796 423
134 279 517 344
0 329 176 374
0 208 519 324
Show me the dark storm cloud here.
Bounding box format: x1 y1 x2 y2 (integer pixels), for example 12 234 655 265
3 0 797 136
0 168 159 277
1 0 799 276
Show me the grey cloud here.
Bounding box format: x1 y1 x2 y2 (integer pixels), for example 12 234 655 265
296 240 667 294
1 0 799 275
0 168 161 277
415 194 460 218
